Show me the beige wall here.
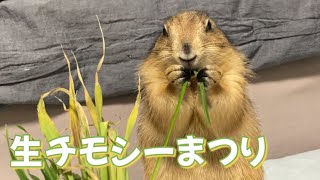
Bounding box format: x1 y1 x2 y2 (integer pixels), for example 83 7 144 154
1 57 320 179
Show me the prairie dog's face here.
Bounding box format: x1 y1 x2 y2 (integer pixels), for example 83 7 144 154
155 11 230 70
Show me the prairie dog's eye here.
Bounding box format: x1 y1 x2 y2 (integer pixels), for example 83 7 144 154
163 26 168 37
205 19 213 32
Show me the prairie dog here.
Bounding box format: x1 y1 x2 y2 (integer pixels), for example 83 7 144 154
138 11 263 180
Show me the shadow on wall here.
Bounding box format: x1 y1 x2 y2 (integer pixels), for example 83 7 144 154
0 94 136 126
252 57 320 84
0 104 59 127
1 56 320 126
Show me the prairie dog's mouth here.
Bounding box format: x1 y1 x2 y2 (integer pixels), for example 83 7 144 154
180 60 200 71
179 55 197 62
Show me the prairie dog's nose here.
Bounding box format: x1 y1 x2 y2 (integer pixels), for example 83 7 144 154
179 43 197 62
183 43 191 55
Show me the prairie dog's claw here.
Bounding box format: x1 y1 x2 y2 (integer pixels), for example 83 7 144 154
166 65 192 86
196 66 221 88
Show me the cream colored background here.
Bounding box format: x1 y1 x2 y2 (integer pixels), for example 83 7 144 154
1 57 320 179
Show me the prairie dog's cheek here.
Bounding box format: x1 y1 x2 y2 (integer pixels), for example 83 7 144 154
191 38 202 55
172 40 182 58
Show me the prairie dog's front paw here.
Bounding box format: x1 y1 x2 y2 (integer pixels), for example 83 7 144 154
165 65 192 86
197 65 222 88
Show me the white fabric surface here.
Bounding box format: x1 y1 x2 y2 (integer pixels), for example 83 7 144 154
265 149 320 180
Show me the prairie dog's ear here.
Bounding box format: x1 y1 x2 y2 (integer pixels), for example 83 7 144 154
205 19 215 32
163 24 169 37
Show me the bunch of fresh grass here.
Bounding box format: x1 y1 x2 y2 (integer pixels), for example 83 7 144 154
5 16 141 180
151 72 211 179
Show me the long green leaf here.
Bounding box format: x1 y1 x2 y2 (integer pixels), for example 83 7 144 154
37 92 60 142
41 158 59 180
151 81 188 180
94 15 106 125
124 77 141 141
5 125 29 180
122 77 141 180
95 83 103 124
62 48 81 148
75 102 91 180
72 51 101 134
27 170 40 180
99 122 109 180
199 82 211 123
38 87 76 180
108 129 117 180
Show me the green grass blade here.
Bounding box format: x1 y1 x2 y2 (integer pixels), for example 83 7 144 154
108 129 117 180
62 48 82 148
95 15 105 74
38 88 78 179
75 102 91 138
42 158 59 180
72 51 101 135
67 173 75 180
193 70 210 124
122 77 141 180
37 92 60 142
117 169 125 180
99 122 109 180
199 82 211 123
75 104 89 180
124 77 141 141
16 125 28 134
5 125 29 180
125 170 129 180
151 81 188 180
40 163 55 180
94 15 105 125
95 83 103 123
27 170 40 180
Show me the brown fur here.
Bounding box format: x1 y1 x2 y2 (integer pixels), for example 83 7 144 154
137 11 264 180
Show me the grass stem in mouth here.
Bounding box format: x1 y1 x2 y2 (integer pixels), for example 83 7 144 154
199 82 211 124
194 70 211 124
152 70 211 179
151 81 188 180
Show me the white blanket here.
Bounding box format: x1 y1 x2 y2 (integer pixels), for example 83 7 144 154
264 149 320 180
